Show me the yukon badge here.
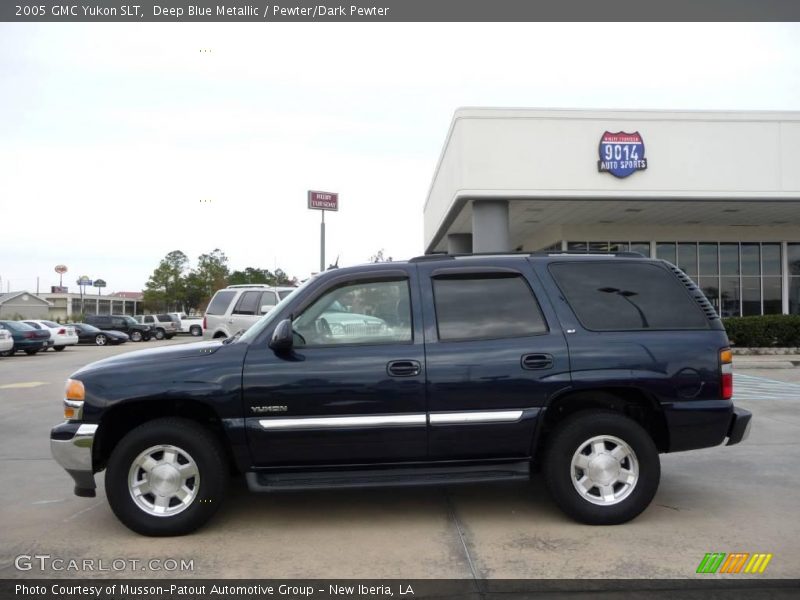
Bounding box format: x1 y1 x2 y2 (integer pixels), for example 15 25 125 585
251 405 288 414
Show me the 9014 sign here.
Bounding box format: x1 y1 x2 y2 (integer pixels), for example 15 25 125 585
597 131 648 178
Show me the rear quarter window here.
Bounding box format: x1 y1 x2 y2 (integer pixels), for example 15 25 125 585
549 261 710 331
206 291 237 315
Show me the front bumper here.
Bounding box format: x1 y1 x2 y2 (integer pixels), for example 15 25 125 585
50 422 97 497
726 407 752 446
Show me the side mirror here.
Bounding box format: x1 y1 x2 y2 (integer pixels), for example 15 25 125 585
269 318 294 352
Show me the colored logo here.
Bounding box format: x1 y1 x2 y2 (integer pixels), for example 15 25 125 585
696 552 773 574
598 131 648 178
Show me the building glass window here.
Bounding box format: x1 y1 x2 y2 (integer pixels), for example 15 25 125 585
630 242 651 257
789 244 800 315
678 243 698 277
567 241 588 253
656 242 676 264
762 244 782 276
610 242 629 252
741 243 760 276
699 243 719 275
720 244 740 276
763 277 782 314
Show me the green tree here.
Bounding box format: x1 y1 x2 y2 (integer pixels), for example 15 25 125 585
369 249 392 263
143 250 189 312
193 249 230 309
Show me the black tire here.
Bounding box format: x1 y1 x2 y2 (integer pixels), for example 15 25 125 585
165 334 175 340
130 330 143 342
190 326 202 337
24 349 38 356
95 334 108 346
0 349 12 357
543 410 660 525
154 328 165 341
54 346 65 351
105 418 228 536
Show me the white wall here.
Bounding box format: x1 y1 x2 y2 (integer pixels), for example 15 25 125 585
424 108 800 250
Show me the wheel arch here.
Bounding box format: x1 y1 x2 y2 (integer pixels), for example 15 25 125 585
537 387 669 455
93 398 239 474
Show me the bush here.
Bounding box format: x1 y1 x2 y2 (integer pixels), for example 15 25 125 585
722 315 800 347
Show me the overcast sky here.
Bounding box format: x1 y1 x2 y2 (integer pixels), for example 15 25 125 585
1 23 799 293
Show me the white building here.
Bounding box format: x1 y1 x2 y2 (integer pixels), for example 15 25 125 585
424 108 800 316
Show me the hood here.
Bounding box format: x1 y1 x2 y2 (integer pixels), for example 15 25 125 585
75 340 224 374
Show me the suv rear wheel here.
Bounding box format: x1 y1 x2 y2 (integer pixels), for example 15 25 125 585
105 418 227 536
154 328 165 340
544 410 660 525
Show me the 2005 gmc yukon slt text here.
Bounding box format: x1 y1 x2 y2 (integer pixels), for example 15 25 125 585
51 253 752 536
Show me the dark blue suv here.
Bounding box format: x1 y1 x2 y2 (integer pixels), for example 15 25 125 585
50 252 751 536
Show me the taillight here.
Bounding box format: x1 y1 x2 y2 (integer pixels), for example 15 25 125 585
24 331 35 339
203 316 207 330
720 348 733 400
58 328 66 334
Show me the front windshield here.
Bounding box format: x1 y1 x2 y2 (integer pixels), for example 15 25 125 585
123 316 137 326
237 276 317 343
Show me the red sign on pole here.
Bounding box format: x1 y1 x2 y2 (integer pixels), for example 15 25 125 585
308 190 338 211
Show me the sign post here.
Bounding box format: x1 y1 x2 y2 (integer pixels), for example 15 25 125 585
307 190 339 272
77 276 92 315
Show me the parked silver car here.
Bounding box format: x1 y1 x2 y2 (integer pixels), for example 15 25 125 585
204 285 295 339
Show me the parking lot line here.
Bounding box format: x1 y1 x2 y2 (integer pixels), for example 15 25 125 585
0 381 49 389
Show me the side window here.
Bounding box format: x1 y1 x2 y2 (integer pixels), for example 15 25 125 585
549 262 710 331
206 291 237 315
112 318 126 328
232 291 261 315
259 291 278 311
293 279 412 347
144 316 154 323
432 274 548 342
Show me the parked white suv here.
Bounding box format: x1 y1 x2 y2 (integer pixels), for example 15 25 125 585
204 284 295 339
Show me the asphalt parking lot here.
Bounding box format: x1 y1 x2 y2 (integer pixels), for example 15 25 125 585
1 339 799 579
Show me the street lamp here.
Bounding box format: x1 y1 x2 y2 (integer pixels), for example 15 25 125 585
598 287 649 328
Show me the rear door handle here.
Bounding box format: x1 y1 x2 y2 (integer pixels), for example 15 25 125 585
521 353 553 370
387 360 422 377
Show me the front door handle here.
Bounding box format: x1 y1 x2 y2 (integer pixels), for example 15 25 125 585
521 353 553 370
387 360 421 377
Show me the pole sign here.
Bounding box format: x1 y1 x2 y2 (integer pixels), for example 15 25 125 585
77 276 92 286
308 190 339 211
94 279 106 288
597 131 647 178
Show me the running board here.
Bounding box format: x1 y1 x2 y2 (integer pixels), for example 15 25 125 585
246 461 530 492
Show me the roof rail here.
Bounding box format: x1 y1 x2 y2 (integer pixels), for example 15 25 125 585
410 251 646 261
225 284 275 288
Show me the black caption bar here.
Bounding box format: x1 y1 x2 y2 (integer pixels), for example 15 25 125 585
2 0 800 22
2 580 800 600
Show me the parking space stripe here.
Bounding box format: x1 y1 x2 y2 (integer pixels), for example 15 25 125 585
0 382 49 389
732 373 800 402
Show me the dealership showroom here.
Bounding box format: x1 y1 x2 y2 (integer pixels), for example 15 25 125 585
424 108 800 317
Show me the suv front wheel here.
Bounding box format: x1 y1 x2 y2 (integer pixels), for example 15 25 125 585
105 418 227 536
544 410 660 525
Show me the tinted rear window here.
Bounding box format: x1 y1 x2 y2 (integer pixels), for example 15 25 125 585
549 261 709 331
432 274 548 341
42 320 59 327
206 291 236 315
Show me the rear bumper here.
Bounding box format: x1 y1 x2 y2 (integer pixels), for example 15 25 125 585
664 400 752 452
50 422 97 497
726 407 752 446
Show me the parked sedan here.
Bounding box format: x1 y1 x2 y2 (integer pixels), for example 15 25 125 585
22 320 79 351
0 329 13 355
0 320 50 355
68 323 129 346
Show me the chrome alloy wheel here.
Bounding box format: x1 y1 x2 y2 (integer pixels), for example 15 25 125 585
570 435 639 506
128 444 200 517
